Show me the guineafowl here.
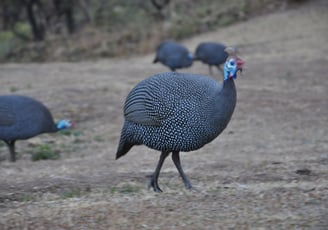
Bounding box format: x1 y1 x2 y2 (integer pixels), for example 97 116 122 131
116 47 244 192
194 42 228 75
0 95 74 162
153 41 193 71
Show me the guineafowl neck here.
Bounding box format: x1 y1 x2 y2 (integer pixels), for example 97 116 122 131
222 78 236 96
211 78 236 131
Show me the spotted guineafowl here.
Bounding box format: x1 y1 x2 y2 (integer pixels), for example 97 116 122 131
153 41 193 71
0 95 73 161
116 48 244 192
194 42 228 75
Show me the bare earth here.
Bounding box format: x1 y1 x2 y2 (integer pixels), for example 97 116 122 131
0 0 328 229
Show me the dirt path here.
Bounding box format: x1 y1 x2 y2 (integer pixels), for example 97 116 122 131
0 0 327 229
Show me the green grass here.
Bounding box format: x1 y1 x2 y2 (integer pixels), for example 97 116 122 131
93 136 105 142
58 129 83 137
61 189 82 199
31 144 60 161
9 86 19 92
21 194 34 202
111 184 142 194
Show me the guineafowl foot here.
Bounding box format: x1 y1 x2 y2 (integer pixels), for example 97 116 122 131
184 181 192 190
147 151 170 192
148 175 163 193
171 151 193 190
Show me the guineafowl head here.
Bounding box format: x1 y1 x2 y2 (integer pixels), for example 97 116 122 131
56 120 74 130
224 47 244 80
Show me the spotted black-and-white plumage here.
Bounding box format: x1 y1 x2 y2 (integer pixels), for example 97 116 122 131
116 49 244 192
0 95 73 161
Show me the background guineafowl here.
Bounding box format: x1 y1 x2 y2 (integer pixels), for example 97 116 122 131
153 41 193 71
194 42 228 75
0 95 73 162
116 48 244 192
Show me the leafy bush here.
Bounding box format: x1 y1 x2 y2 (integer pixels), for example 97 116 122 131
0 31 14 59
14 22 32 39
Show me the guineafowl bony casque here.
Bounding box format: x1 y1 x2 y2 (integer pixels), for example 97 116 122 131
153 41 193 71
0 95 74 162
194 42 228 75
116 47 245 192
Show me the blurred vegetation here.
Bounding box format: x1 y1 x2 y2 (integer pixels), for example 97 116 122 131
0 0 297 62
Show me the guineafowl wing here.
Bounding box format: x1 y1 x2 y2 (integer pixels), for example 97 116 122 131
123 72 219 127
0 102 15 126
124 77 174 126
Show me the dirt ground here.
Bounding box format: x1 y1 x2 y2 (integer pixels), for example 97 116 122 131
0 0 327 229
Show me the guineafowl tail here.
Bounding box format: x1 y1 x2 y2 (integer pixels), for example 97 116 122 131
116 137 134 160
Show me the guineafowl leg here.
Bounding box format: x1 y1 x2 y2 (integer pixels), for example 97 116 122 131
172 151 192 189
5 140 16 162
148 151 170 192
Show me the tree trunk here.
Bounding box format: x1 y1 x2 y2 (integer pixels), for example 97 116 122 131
24 0 45 41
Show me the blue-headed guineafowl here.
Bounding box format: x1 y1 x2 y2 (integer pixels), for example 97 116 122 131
0 95 74 161
194 42 228 75
153 41 193 71
116 47 245 192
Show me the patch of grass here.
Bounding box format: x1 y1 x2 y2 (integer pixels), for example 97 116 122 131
10 86 19 92
59 129 83 137
61 189 81 199
31 144 60 161
21 194 34 202
94 135 105 142
111 184 142 194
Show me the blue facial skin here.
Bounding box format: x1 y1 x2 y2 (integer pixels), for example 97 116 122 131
224 58 238 80
56 120 71 130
